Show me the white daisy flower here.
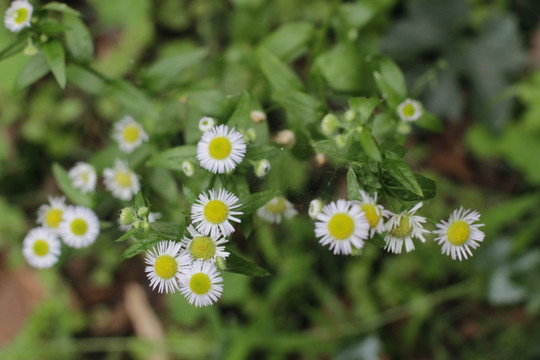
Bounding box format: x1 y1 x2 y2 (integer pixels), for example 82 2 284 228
256 196 297 224
308 199 323 219
354 190 390 238
179 260 223 307
22 227 61 269
4 0 32 33
68 162 97 194
191 188 243 238
59 206 100 248
384 202 429 254
197 124 246 174
199 117 216 132
397 99 423 122
36 196 67 233
145 240 191 294
103 160 140 201
314 200 370 255
433 207 485 261
181 225 229 262
113 115 149 153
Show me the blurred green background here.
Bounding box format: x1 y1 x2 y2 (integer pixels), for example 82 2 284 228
1 0 540 359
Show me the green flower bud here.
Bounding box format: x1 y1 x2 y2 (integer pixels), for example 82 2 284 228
216 256 227 271
137 206 149 218
255 159 271 178
321 113 340 136
182 160 195 177
120 207 136 226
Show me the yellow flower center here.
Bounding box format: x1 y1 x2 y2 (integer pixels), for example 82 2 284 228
115 171 132 188
204 200 229 224
71 218 88 236
401 103 415 118
208 136 232 160
389 216 412 238
122 125 140 144
81 172 89 183
447 220 470 246
328 213 354 240
264 197 287 214
361 204 381 229
189 273 211 295
14 8 29 25
33 239 49 257
154 255 178 279
189 236 217 260
45 208 63 228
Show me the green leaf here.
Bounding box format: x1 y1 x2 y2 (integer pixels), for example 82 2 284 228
348 97 381 124
150 222 186 240
259 22 314 62
313 140 367 164
121 237 161 260
32 20 70 35
374 57 407 107
115 228 139 242
258 47 304 92
358 129 382 162
40 2 81 16
245 145 282 161
182 186 196 204
227 92 251 129
15 54 50 91
107 80 156 118
380 141 407 159
146 145 197 172
316 44 364 93
482 193 540 239
240 190 279 216
184 90 234 118
66 64 107 94
347 167 361 201
63 14 94 63
382 159 423 197
415 111 443 132
272 90 323 127
134 191 145 209
40 40 66 89
52 163 95 207
225 248 271 277
381 173 436 201
0 31 29 61
149 168 179 204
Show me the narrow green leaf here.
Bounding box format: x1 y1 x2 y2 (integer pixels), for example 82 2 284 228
115 228 139 242
358 129 382 162
225 247 271 277
52 163 95 207
63 14 94 63
15 54 50 91
33 20 70 35
347 167 361 201
240 190 279 216
227 92 251 129
121 238 161 260
348 97 381 124
272 91 323 126
381 173 435 201
41 40 66 89
134 191 145 209
149 168 179 204
146 145 197 172
107 80 156 118
40 2 80 16
259 47 304 92
245 145 282 161
382 159 423 197
182 186 196 204
415 111 443 133
316 44 363 93
259 22 314 62
374 57 407 108
66 64 107 94
0 31 29 61
150 222 186 240
184 90 235 118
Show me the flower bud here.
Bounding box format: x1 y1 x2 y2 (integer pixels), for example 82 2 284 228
334 134 347 148
137 206 149 218
321 113 339 136
273 129 296 147
255 159 271 178
182 160 195 177
309 199 323 219
216 256 227 271
250 110 266 123
344 109 356 122
246 128 257 143
119 207 136 226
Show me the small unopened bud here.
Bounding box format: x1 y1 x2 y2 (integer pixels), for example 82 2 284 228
40 34 48 43
255 159 271 178
321 113 339 136
334 134 347 148
216 257 227 271
315 153 327 167
273 129 296 147
142 221 151 236
397 121 411 135
132 220 142 229
309 199 323 219
182 160 195 177
120 207 136 226
137 206 149 218
250 110 266 123
344 109 356 122
23 40 38 56
199 117 215 132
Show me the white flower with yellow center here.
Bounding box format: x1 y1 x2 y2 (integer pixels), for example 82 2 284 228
354 190 390 238
384 203 429 254
37 196 66 233
314 200 370 255
434 207 485 261
256 196 297 224
145 241 191 294
4 0 32 33
113 116 149 153
191 189 242 238
103 160 140 201
59 206 100 248
397 99 423 122
22 227 61 269
179 260 223 307
197 124 246 174
181 225 229 262
68 162 97 194
199 117 216 132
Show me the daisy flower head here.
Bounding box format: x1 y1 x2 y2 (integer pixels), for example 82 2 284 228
103 160 140 201
256 196 297 224
145 240 191 294
59 206 100 248
113 115 149 153
397 99 423 122
191 189 243 238
199 117 216 132
308 199 323 219
314 200 370 255
181 225 229 262
197 124 246 174
4 0 33 33
37 196 67 233
433 207 485 261
179 260 223 307
355 190 390 238
384 203 429 254
68 162 97 194
22 227 61 269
